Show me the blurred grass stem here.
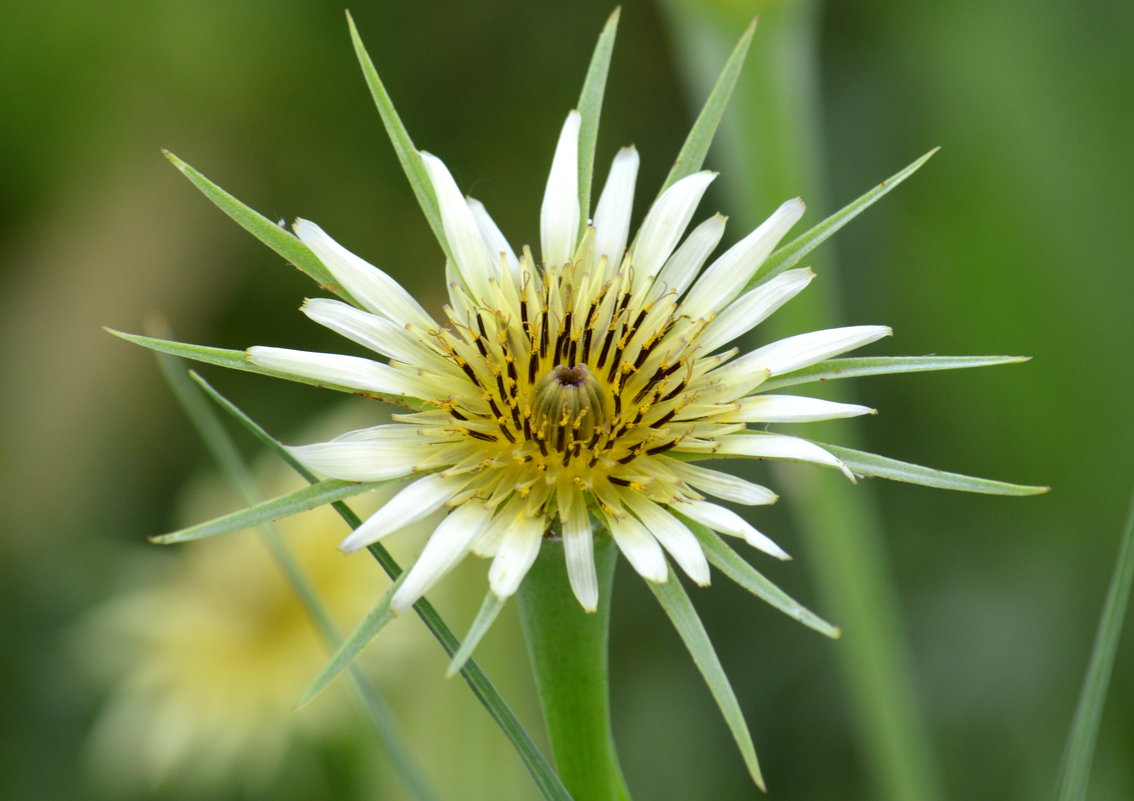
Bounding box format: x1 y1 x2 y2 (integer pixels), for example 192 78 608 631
659 2 945 799
1054 489 1134 801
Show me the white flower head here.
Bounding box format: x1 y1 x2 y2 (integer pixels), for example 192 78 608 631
247 108 891 615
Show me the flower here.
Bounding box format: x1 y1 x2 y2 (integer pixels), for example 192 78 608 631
246 108 886 614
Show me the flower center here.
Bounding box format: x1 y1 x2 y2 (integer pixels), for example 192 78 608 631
531 363 611 450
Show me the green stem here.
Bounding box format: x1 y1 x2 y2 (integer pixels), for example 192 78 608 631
517 537 631 801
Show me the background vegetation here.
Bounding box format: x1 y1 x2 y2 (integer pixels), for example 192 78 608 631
1 0 1131 799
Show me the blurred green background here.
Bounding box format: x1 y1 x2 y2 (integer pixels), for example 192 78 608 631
2 0 1131 799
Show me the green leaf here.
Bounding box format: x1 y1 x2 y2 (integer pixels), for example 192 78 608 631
447 591 507 678
1055 490 1134 801
649 566 764 790
162 151 352 302
152 478 388 544
189 373 573 801
817 442 1049 496
689 522 840 638
658 18 756 195
346 12 455 267
575 8 620 238
298 577 402 708
107 329 419 408
759 354 1031 392
751 148 939 287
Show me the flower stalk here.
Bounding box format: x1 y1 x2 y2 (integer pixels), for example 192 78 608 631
517 536 632 801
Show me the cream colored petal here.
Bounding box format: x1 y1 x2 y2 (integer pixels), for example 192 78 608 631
742 325 892 376
680 198 804 319
302 298 452 369
730 395 875 423
540 111 582 269
562 495 598 612
247 346 425 398
603 508 668 583
622 493 710 586
633 172 717 283
674 499 789 560
338 473 470 553
390 503 493 613
420 151 495 299
713 433 855 481
488 515 546 599
664 459 778 505
651 214 727 297
467 197 520 280
697 268 814 353
592 146 639 278
293 219 435 330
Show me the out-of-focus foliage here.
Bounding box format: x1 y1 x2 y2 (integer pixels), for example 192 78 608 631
1 1 1130 799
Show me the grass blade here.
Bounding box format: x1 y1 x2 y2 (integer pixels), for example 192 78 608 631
759 355 1031 392
163 151 351 302
688 522 840 638
447 592 507 678
189 373 573 801
575 8 620 237
751 148 939 287
649 566 764 790
1054 490 1134 801
817 442 1049 496
658 18 756 195
152 478 386 544
298 577 402 708
107 329 418 407
346 12 454 267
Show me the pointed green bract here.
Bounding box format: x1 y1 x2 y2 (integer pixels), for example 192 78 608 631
689 522 841 638
759 354 1031 392
575 8 620 238
750 148 939 288
346 12 455 267
447 592 508 678
107 329 419 408
152 478 388 544
658 18 756 195
190 373 573 801
649 566 764 791
818 442 1049 496
1054 490 1134 801
298 578 403 708
163 151 352 302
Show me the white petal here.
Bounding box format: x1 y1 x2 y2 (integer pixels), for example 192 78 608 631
633 172 717 281
592 146 639 277
540 111 581 269
674 500 789 560
562 494 598 612
293 219 435 330
248 346 424 398
652 214 727 297
302 298 448 368
697 268 814 353
420 152 496 299
467 198 520 280
713 433 855 481
664 460 778 505
680 198 804 319
338 473 469 553
390 503 492 613
604 509 668 583
730 395 875 423
286 438 423 481
742 325 892 376
622 493 710 586
488 515 546 599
